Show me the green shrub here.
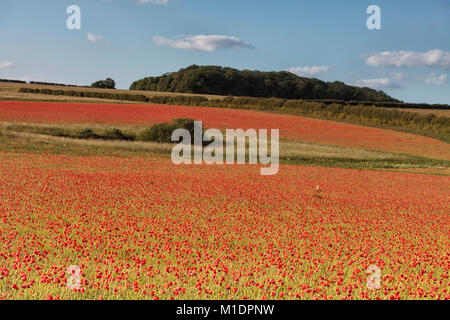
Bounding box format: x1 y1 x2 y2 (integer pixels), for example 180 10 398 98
91 78 116 89
76 129 100 140
39 127 70 137
138 118 197 143
19 88 34 93
102 128 135 141
139 123 174 143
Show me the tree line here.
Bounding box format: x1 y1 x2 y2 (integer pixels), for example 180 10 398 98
130 65 397 102
19 87 149 102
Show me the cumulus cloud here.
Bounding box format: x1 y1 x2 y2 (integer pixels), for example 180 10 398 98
424 73 448 86
0 61 15 68
138 0 168 5
287 66 331 77
354 78 403 89
364 49 450 69
153 35 254 52
87 32 103 43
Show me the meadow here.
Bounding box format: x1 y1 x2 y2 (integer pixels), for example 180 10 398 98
0 153 448 300
0 96 448 300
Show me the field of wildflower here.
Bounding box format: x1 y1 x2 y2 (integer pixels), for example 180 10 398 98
0 100 448 300
0 153 448 300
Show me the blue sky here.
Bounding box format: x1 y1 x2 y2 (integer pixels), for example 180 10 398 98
0 0 449 103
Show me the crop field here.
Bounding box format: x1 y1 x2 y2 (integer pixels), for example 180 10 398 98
0 99 449 301
0 101 449 160
0 153 448 300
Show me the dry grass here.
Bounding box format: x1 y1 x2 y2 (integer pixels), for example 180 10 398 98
1 129 448 172
1 120 439 167
278 140 410 160
11 131 174 154
1 121 408 161
1 121 146 135
383 107 450 117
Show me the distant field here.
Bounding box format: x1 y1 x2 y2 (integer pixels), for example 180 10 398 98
0 100 449 161
384 107 450 117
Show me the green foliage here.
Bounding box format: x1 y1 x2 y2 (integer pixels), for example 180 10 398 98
91 78 116 89
76 129 101 139
138 118 197 143
28 81 88 87
19 87 150 103
102 128 134 141
130 65 397 102
18 88 34 93
0 79 27 84
149 95 208 106
5 124 136 141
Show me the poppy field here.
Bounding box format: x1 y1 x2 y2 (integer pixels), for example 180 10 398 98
1 0 449 304
0 100 449 160
0 152 448 300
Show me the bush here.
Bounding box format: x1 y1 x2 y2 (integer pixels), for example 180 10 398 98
0 79 27 84
139 123 174 143
91 78 116 89
39 127 70 137
149 95 208 106
76 129 101 140
138 118 197 143
18 87 151 103
18 88 34 93
102 128 134 141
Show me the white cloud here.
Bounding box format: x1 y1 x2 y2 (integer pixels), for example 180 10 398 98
424 73 447 86
364 49 450 69
153 35 254 52
354 78 403 89
287 66 331 77
138 0 168 5
0 61 15 69
87 32 103 43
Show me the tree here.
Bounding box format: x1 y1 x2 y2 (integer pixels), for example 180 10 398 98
91 78 116 89
129 65 398 102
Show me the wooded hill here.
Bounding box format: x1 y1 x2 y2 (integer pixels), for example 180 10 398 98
130 65 397 102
